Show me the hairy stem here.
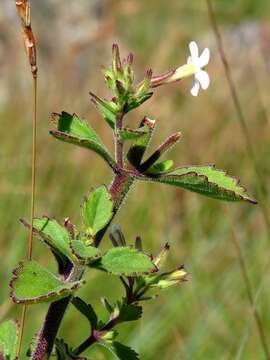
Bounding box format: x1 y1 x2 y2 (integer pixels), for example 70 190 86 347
94 171 134 247
31 296 71 360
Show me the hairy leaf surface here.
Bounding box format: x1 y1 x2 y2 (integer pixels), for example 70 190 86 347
51 112 115 168
32 217 73 261
70 240 101 263
90 247 156 275
10 261 82 304
82 186 113 236
0 320 18 360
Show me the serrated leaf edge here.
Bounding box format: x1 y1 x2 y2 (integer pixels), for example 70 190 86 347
138 164 257 204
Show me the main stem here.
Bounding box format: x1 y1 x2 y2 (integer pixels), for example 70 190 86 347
115 112 124 167
31 110 134 359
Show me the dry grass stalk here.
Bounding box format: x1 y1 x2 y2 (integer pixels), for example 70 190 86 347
206 0 270 357
225 205 270 359
15 0 38 357
16 0 37 76
206 0 270 235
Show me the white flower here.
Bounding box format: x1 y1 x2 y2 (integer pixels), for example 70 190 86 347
188 41 210 96
148 41 210 95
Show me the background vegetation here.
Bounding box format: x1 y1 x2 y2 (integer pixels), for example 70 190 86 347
1 1 270 358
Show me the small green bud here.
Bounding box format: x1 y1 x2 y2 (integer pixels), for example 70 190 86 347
101 330 118 342
112 43 122 75
153 243 170 268
149 266 188 290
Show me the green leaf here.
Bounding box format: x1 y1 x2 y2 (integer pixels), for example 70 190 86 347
90 247 157 276
0 320 18 360
142 165 257 203
119 126 148 141
111 342 139 360
55 339 88 360
145 160 174 175
70 240 101 263
31 217 73 261
51 112 116 168
139 132 181 173
82 186 113 236
127 117 156 168
126 92 153 113
10 261 83 304
90 92 117 129
55 339 73 360
101 297 114 314
72 297 98 330
118 304 142 323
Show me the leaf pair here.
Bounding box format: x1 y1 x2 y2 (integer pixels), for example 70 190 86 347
10 246 156 305
13 193 156 305
51 112 256 204
27 185 113 265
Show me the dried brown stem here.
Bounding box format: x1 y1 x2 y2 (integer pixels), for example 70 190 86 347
15 0 38 357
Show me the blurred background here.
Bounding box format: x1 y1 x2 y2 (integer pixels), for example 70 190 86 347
1 0 270 359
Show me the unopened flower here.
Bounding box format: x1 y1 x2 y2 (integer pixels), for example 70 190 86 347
144 265 188 290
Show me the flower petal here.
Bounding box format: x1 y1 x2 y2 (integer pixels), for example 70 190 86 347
195 70 210 90
198 48 210 68
189 41 199 60
190 79 200 96
187 56 192 65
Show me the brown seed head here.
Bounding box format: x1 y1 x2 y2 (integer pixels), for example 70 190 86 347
22 26 37 75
